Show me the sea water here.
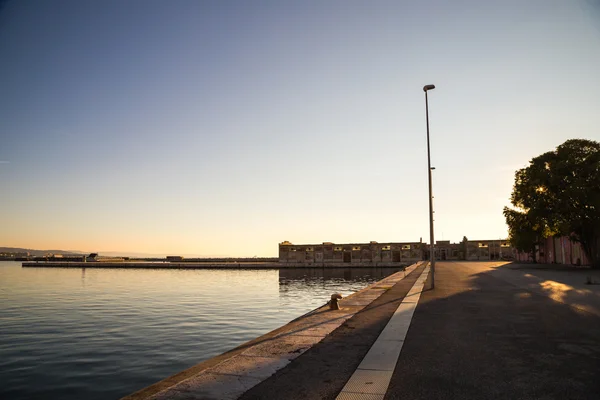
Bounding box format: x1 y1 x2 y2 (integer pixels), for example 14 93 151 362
0 261 401 399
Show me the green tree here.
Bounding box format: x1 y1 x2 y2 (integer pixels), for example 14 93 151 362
504 139 600 268
503 208 546 262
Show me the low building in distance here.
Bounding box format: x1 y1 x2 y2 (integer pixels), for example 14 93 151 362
279 238 516 266
279 240 424 266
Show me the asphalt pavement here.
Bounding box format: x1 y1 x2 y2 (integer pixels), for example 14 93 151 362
242 261 600 400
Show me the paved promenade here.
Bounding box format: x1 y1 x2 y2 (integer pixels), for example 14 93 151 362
242 262 600 400
386 262 600 399
127 262 600 400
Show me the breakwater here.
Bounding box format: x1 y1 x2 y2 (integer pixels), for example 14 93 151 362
21 261 410 269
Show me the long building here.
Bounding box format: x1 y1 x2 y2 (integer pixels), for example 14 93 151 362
279 238 517 266
278 240 424 266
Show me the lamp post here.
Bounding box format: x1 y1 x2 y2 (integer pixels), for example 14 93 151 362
423 84 436 289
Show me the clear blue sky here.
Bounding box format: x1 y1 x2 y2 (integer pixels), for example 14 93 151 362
1 0 599 256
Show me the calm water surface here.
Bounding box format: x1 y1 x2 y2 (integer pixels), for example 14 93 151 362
0 261 402 399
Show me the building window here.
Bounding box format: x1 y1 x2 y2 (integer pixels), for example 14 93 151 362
382 245 391 251
478 243 488 248
402 244 411 250
501 242 510 247
306 247 314 252
334 246 343 252
352 246 361 251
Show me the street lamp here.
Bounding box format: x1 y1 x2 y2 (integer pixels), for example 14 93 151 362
423 84 436 289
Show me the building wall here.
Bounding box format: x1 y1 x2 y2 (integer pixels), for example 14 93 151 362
279 241 423 266
514 236 590 266
465 239 514 261
280 238 538 266
433 241 462 260
281 236 591 267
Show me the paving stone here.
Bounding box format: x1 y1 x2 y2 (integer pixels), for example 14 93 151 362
345 296 381 304
343 300 379 306
375 323 410 342
289 313 354 331
391 301 417 319
286 321 345 337
241 334 323 360
209 355 290 379
338 369 393 395
149 388 202 400
357 338 405 371
336 392 385 400
402 291 422 303
150 373 262 400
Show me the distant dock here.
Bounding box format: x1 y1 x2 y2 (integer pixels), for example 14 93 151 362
21 261 410 269
21 261 281 269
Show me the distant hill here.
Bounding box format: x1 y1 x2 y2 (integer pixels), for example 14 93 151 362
0 247 276 259
0 247 85 257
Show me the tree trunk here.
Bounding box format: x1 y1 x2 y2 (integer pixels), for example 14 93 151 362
589 234 600 269
580 228 600 269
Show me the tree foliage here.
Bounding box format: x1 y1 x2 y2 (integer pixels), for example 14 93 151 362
503 208 544 262
504 139 600 268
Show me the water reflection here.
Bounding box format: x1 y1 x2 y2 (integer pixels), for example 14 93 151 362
278 268 403 313
0 262 401 400
279 267 403 281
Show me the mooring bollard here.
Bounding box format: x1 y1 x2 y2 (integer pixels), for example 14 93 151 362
330 293 343 310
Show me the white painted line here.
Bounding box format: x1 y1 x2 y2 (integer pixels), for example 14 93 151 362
336 265 430 399
356 339 404 371
336 392 384 400
338 369 394 395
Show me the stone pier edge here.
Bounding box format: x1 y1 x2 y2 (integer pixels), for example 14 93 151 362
22 261 412 269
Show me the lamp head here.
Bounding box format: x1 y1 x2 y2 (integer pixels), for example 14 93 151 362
423 84 436 92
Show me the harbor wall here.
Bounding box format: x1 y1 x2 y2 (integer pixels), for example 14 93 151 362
21 261 411 269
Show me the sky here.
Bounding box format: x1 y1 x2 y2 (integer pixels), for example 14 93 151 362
1 0 600 257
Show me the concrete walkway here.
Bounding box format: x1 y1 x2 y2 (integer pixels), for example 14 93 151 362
336 265 430 399
241 261 600 400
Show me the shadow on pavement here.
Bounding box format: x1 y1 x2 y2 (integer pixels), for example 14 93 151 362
386 262 600 400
